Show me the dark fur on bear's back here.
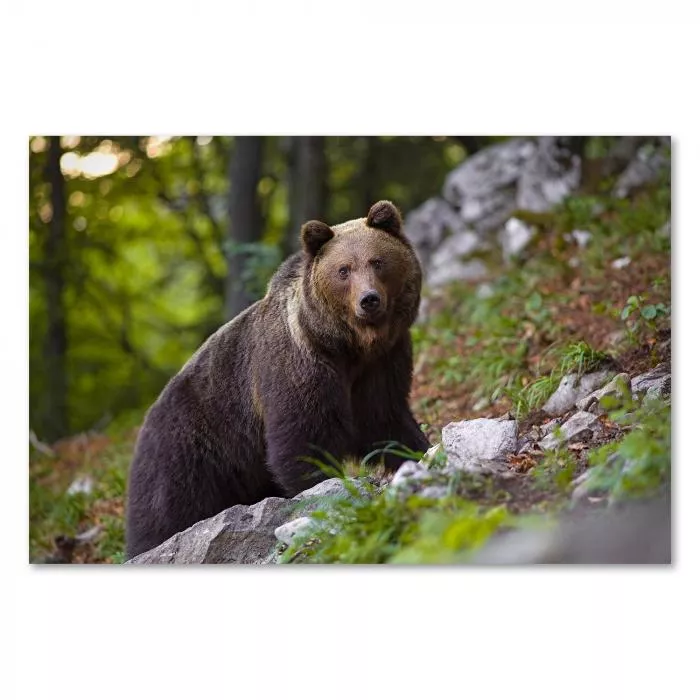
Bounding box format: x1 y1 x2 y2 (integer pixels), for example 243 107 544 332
125 201 430 558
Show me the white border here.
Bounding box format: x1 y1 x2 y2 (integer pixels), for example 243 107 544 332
4 4 699 699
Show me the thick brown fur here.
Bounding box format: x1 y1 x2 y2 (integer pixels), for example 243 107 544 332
125 200 429 558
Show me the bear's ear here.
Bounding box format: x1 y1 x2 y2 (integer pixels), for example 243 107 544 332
366 200 403 237
301 220 334 257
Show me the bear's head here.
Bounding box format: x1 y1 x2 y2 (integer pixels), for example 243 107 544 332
300 201 422 355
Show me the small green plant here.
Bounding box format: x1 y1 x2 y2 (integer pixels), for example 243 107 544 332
621 294 670 339
582 397 670 504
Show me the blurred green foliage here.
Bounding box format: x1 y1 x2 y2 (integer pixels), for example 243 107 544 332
29 136 473 440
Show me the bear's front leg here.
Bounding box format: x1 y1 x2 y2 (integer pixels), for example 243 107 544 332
260 362 356 497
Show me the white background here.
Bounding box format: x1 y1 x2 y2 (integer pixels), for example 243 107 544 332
2 2 698 699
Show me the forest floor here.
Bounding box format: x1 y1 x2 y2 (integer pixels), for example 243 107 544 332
29 182 671 564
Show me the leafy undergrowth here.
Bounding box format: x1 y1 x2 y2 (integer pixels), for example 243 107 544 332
29 427 137 563
30 178 671 564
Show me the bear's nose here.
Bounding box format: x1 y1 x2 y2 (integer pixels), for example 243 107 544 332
360 290 381 311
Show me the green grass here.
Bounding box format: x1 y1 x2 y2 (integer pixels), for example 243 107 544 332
279 485 513 565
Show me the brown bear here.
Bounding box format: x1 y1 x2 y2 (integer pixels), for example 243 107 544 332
125 200 429 558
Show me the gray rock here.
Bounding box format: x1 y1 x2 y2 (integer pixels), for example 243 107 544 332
470 496 671 564
631 363 671 401
125 477 363 565
419 485 450 500
125 496 296 565
404 197 469 270
539 411 600 450
499 217 535 261
540 418 562 435
442 418 518 468
542 370 613 416
431 230 484 266
425 229 490 288
293 478 354 500
427 257 488 288
442 138 537 234
516 136 581 213
274 517 314 546
614 140 670 198
575 373 631 413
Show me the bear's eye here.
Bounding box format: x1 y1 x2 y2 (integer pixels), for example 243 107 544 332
370 259 383 271
338 265 350 280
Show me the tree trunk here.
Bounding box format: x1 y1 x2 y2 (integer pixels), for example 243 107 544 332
43 136 68 440
225 137 264 319
285 136 326 256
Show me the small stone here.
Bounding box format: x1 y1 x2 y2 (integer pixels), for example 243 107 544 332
517 439 533 455
66 475 94 496
542 371 613 416
611 256 631 269
631 364 671 401
571 229 592 247
274 517 314 546
575 373 631 413
540 418 561 435
476 283 495 300
442 418 518 469
390 460 431 487
539 411 600 450
500 217 535 261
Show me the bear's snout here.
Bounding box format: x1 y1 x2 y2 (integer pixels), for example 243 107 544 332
356 289 385 321
360 290 381 311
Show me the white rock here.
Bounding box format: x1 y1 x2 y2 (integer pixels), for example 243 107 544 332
500 217 535 261
611 256 631 269
66 475 94 496
571 229 592 247
274 517 314 546
443 138 537 234
542 371 612 416
516 137 582 213
442 418 518 469
404 197 469 269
